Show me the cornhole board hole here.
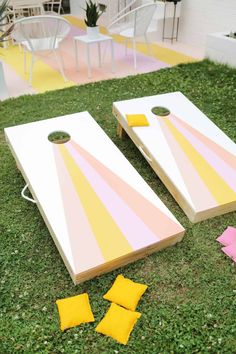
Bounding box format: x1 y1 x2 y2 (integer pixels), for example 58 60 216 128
4 112 185 284
113 92 236 223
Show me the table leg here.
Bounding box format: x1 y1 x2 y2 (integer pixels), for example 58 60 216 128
171 3 177 44
74 39 79 71
110 40 115 73
176 17 180 41
86 43 92 78
98 42 101 67
162 2 167 41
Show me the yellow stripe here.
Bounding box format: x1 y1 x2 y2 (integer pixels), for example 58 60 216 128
64 15 86 30
106 33 196 65
0 42 74 93
59 144 133 261
136 42 197 66
65 15 197 66
164 119 236 205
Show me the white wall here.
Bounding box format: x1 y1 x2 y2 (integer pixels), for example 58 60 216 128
179 0 236 49
70 0 86 18
70 0 236 51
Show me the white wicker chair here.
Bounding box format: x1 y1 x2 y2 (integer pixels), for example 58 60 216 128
108 3 157 69
12 15 70 85
11 0 45 20
44 0 63 15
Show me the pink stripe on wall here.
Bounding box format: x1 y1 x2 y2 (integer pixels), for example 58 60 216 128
53 144 104 273
66 142 160 250
70 140 184 239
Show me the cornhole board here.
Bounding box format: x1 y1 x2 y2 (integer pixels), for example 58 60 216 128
4 112 185 284
113 92 236 223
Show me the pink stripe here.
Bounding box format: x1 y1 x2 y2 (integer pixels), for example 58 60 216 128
70 140 184 239
36 27 169 84
53 145 104 273
66 142 159 250
171 114 236 171
0 60 36 99
160 119 217 210
171 116 236 192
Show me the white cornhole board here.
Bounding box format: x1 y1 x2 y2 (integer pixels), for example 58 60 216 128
113 92 236 223
5 112 185 284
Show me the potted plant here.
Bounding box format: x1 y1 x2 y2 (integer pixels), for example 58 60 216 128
0 0 14 100
165 0 181 3
84 0 106 38
228 31 236 39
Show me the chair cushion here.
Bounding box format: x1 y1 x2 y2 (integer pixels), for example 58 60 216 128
56 293 95 331
103 274 148 311
95 303 141 345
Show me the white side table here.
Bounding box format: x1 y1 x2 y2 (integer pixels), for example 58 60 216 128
73 33 115 79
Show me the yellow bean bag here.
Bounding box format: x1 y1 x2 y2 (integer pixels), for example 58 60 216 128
126 114 149 127
103 274 148 311
56 293 94 331
96 303 141 345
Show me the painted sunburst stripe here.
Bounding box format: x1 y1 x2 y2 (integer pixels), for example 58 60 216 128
53 145 104 273
170 115 236 193
171 113 236 171
163 118 236 205
58 144 133 262
66 141 160 250
70 140 184 239
159 119 217 211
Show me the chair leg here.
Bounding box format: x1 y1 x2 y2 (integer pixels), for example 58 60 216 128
59 50 65 70
125 38 128 56
0 62 9 100
29 53 34 86
144 33 152 57
101 42 108 63
132 38 137 69
53 50 67 82
24 49 27 74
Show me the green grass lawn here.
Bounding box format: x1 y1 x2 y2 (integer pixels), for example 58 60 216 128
0 60 236 354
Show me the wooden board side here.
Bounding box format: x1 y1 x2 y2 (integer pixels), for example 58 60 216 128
74 230 185 284
5 133 77 284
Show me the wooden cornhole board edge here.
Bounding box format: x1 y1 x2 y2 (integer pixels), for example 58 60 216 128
5 113 185 285
5 133 76 282
112 96 236 223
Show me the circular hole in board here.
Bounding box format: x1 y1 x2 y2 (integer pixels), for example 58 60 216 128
151 106 170 117
48 131 71 144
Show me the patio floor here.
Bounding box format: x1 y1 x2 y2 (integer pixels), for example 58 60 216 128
0 16 197 100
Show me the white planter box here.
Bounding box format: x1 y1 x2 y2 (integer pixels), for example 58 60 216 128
206 32 236 68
